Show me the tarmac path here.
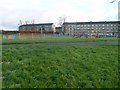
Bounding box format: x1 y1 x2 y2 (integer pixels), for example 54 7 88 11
1 41 119 47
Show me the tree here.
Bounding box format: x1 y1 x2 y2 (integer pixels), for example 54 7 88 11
31 20 35 24
25 20 29 25
57 15 67 27
57 15 67 35
62 15 67 23
18 20 23 26
109 0 117 3
58 17 62 27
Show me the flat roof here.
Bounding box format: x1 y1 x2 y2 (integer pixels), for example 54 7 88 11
19 23 54 27
63 21 120 25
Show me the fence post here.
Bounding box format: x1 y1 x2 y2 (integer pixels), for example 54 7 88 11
32 33 33 39
19 33 20 39
44 34 45 38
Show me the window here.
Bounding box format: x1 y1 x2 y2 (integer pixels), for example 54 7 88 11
42 27 45 30
111 24 113 26
45 28 49 31
102 24 105 26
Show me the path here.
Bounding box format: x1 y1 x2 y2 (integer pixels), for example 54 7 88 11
1 41 119 47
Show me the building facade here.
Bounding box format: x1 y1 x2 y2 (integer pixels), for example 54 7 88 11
55 27 62 34
19 23 56 33
62 21 120 37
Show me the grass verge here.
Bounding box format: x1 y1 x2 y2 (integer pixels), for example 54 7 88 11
2 45 118 88
2 35 119 44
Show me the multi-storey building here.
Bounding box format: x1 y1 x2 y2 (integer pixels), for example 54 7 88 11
19 23 56 33
62 21 120 37
55 27 62 34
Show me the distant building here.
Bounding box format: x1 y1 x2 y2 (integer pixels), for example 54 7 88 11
0 30 3 34
19 23 56 34
2 31 19 34
55 27 62 34
62 21 120 37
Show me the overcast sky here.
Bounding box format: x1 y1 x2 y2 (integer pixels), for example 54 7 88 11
0 0 119 30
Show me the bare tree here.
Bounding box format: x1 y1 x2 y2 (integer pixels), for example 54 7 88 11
25 20 29 25
57 17 63 27
57 15 67 35
57 15 67 27
18 20 23 26
31 20 35 31
62 15 67 23
109 0 117 3
31 20 35 24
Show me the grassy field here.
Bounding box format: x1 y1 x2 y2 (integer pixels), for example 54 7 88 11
2 45 118 88
0 34 2 44
0 34 2 89
2 34 119 44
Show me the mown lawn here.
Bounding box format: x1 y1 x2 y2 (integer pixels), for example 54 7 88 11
2 34 119 44
2 45 118 88
0 39 2 89
0 34 2 44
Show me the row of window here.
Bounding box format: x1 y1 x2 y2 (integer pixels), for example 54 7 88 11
67 30 118 33
66 33 118 36
65 27 118 30
20 28 51 31
64 26 118 29
65 24 118 28
66 31 117 33
65 33 119 37
20 26 51 29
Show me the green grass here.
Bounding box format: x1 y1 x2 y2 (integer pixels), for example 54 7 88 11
0 34 2 89
0 34 2 44
2 34 119 44
3 38 118 44
2 45 118 88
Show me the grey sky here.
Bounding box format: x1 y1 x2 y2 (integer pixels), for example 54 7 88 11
0 0 119 30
